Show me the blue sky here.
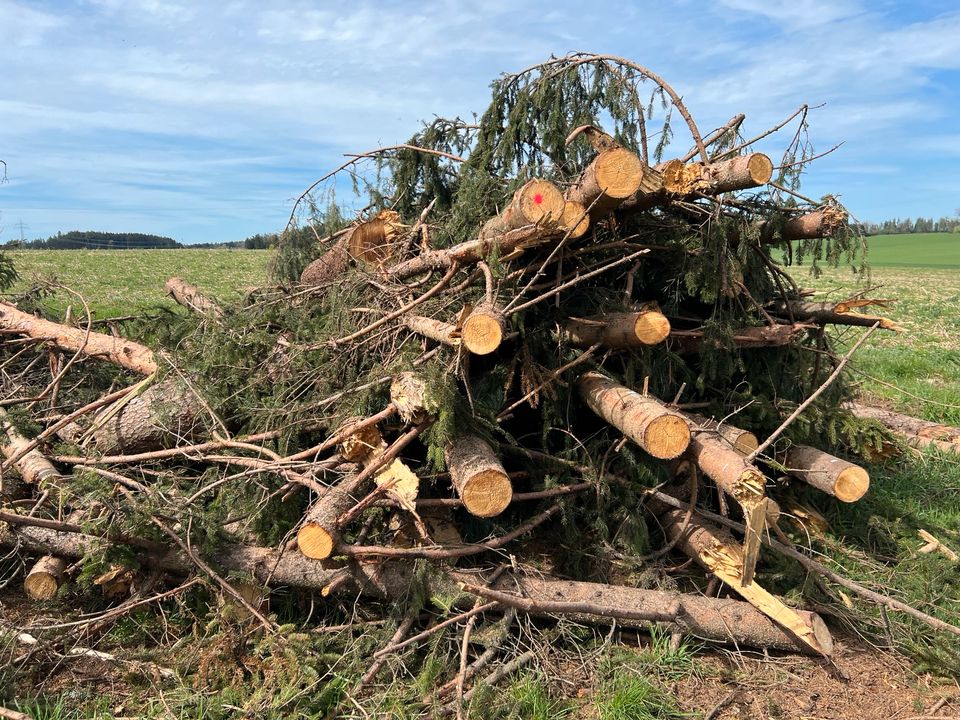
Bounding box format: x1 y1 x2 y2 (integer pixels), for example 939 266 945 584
1 0 958 244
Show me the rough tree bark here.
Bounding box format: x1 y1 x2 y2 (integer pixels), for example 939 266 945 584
668 324 813 353
0 407 62 485
577 371 690 460
686 413 758 455
0 303 157 375
847 403 960 453
405 315 461 347
785 300 903 332
0 522 831 654
88 377 204 455
660 153 773 195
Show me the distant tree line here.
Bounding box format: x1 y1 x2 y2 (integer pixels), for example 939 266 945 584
13 230 181 250
859 215 960 235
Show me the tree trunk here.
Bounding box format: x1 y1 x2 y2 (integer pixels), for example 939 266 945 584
668 324 812 353
661 153 773 195
564 305 670 348
297 486 356 560
565 148 649 217
0 522 830 654
89 377 204 455
655 507 832 655
0 303 157 375
577 371 690 460
300 231 352 287
445 434 513 518
164 277 223 319
0 407 62 485
479 179 565 240
847 403 960 452
405 315 460 347
387 224 563 280
461 302 507 356
780 445 870 502
760 207 848 243
686 413 758 455
785 300 903 332
23 555 67 600
685 430 766 507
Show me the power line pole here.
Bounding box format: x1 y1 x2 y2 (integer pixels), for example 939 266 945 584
15 220 28 243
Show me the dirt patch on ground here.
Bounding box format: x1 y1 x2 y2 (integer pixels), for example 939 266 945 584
672 640 956 720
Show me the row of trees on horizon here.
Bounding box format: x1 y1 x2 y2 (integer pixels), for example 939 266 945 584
2 217 958 251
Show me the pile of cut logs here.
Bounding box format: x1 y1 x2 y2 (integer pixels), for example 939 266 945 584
2 55 957 706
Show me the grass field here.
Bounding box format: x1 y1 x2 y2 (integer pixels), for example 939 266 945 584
863 232 960 268
2 247 959 718
6 249 271 317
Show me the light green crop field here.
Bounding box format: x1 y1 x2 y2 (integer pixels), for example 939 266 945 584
6 248 271 317
864 232 960 268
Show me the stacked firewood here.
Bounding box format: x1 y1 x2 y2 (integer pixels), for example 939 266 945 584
2 54 956 705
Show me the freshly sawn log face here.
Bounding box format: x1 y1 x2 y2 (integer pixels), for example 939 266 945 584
445 434 513 517
565 148 647 217
461 303 507 356
560 200 590 238
564 307 670 349
0 303 157 375
23 555 67 600
479 179 565 240
782 445 869 502
577 372 690 460
1 523 832 654
297 487 356 560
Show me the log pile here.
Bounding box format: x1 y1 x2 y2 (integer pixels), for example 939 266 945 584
1 54 951 709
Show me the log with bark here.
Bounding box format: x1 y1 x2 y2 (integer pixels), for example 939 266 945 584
0 302 157 375
0 520 832 654
565 147 650 217
445 434 513 518
578 371 690 460
777 444 870 502
564 305 670 348
785 299 904 332
0 407 62 486
668 323 814 353
847 403 960 453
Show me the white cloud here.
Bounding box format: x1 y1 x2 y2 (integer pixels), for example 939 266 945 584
0 1 63 46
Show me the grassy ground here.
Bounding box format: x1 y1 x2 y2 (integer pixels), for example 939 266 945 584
862 232 960 268
5 249 271 317
1 250 958 718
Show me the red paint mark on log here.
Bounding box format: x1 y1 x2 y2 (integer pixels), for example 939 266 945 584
534 194 543 204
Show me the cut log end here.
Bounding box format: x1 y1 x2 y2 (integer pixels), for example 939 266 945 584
747 153 774 185
834 465 870 503
644 415 692 460
593 147 645 199
461 469 513 518
296 524 338 560
462 307 506 356
23 556 66 600
560 200 590 238
517 179 565 226
633 310 671 345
